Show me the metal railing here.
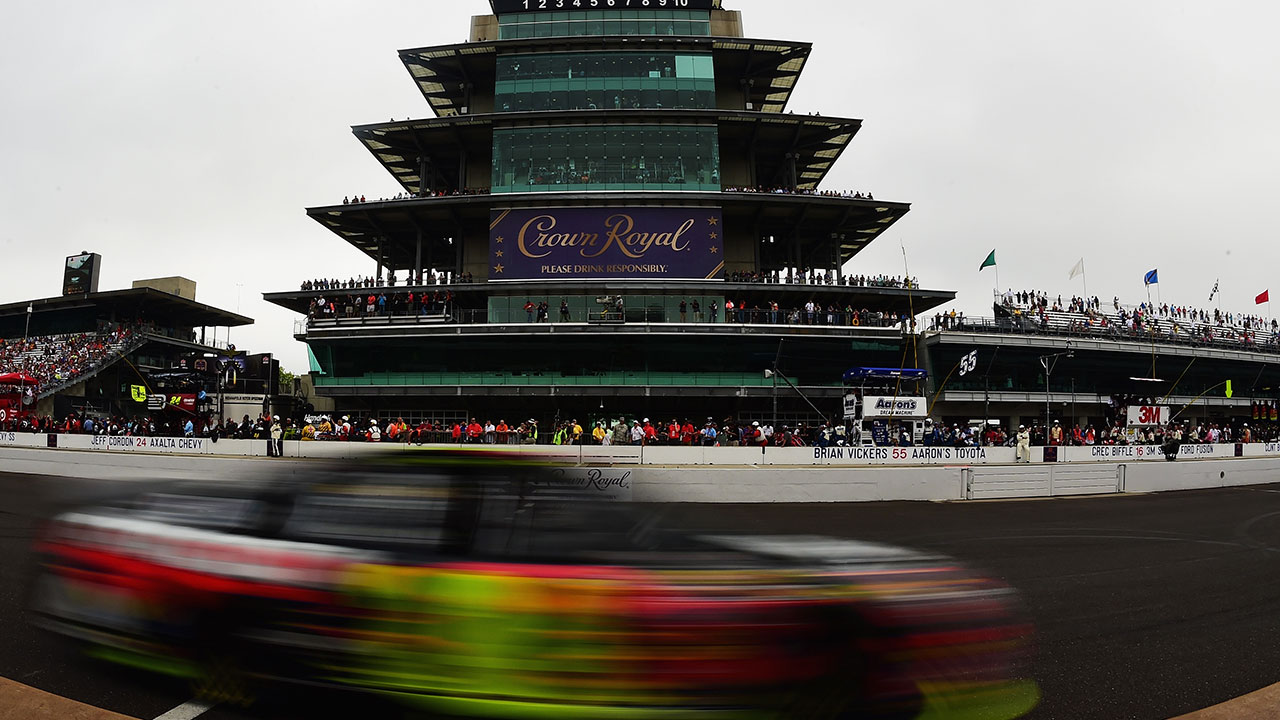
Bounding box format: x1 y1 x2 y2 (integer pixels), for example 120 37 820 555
300 308 913 331
314 371 831 388
935 316 1280 355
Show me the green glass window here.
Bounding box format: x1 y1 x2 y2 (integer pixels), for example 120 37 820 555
494 52 716 112
492 124 720 193
497 9 711 39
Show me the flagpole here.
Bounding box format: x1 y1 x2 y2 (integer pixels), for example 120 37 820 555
1082 263 1088 305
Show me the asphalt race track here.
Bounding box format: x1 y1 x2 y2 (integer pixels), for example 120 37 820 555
6 469 1280 720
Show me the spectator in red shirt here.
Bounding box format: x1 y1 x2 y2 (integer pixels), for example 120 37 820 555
642 418 657 446
681 420 697 445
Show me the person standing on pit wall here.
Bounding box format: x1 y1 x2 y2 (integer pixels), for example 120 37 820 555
1049 420 1064 446
269 415 283 458
1016 424 1031 463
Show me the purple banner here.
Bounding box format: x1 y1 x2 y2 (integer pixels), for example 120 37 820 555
489 207 724 281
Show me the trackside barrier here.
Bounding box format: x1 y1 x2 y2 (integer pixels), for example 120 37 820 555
967 464 1122 500
0 434 1255 465
4 434 1280 503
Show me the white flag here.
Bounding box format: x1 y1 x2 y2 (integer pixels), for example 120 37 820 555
1069 258 1085 280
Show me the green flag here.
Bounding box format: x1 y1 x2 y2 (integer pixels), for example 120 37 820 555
980 250 997 271
1225 380 1233 399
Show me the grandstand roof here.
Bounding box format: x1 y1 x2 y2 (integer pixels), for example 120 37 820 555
0 288 252 339
400 36 810 117
353 110 859 195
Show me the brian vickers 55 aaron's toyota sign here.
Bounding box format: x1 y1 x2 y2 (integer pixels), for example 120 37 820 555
489 207 724 281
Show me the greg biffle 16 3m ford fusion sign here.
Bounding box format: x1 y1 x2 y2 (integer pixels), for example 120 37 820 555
489 207 724 280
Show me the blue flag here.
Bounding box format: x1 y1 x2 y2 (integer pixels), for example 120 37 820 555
1144 269 1159 286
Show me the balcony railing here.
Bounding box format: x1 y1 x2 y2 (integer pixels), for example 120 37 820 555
299 308 912 333
936 316 1280 356
315 371 834 388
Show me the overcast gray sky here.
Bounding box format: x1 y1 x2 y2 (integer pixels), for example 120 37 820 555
2 1 1276 372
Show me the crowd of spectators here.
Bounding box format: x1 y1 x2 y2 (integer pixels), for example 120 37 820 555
711 301 908 328
305 291 911 329
997 289 1279 339
308 290 458 320
301 271 474 292
727 269 919 289
10 407 1280 452
341 188 491 205
303 271 918 292
340 187 879 204
722 186 876 200
928 288 1280 350
887 415 1280 449
288 416 841 448
0 326 138 395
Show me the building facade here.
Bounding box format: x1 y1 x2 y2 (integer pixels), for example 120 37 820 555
267 0 952 426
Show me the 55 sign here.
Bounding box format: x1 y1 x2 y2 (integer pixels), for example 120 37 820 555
957 350 979 377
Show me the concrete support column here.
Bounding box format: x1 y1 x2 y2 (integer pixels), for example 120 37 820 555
415 231 423 285
419 155 433 196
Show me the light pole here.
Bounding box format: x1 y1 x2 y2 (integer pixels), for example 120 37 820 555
982 346 1000 446
18 304 32 419
766 368 778 432
1039 342 1074 440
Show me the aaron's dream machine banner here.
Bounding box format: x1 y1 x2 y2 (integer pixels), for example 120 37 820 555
489 207 724 281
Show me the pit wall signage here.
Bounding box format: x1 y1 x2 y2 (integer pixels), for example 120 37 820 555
860 396 928 419
2 435 1278 466
1126 406 1170 427
489 207 725 280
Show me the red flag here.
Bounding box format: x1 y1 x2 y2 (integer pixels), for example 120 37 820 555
1257 290 1270 305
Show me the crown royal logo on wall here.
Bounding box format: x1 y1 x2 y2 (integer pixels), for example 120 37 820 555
491 207 724 280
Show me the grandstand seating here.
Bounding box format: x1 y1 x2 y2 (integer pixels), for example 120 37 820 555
0 326 143 398
942 299 1277 352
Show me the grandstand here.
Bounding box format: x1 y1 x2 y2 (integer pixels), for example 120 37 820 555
938 293 1278 353
922 289 1280 435
0 284 256 421
0 326 143 399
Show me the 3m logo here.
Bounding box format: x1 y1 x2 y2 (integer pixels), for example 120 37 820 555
1127 405 1169 427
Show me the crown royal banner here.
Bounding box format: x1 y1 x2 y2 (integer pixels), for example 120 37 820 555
489 207 725 281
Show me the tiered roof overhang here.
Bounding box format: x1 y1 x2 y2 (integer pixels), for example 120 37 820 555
307 191 907 271
354 109 859 195
400 36 810 117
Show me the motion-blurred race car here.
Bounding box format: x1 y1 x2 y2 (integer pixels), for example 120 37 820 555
31 455 1038 719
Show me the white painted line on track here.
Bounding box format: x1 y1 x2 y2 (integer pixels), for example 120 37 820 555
152 699 215 720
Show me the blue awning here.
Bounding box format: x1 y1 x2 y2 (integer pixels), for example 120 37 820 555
842 367 927 382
